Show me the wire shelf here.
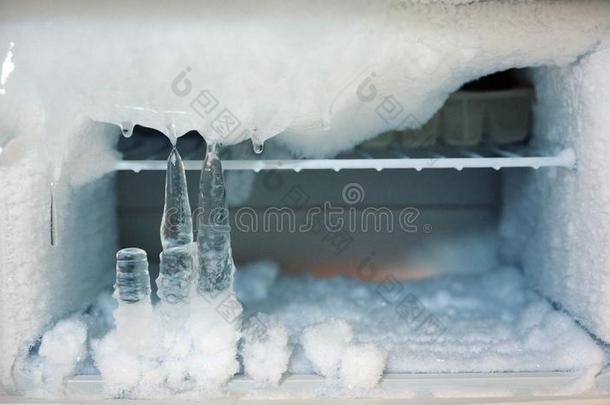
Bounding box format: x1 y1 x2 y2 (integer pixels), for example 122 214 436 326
116 145 576 172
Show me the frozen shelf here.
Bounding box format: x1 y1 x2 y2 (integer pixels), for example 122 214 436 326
63 371 609 400
115 146 576 172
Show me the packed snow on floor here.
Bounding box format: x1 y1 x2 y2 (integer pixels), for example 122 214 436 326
13 261 605 398
235 262 605 378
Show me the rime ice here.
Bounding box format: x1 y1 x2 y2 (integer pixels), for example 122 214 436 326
197 143 235 294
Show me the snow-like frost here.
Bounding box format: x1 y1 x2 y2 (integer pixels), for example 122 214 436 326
301 320 353 378
236 264 605 379
241 313 291 386
0 1 609 159
339 343 387 390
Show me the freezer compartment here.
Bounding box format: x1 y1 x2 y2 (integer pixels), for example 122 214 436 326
100 163 608 398
2 10 610 396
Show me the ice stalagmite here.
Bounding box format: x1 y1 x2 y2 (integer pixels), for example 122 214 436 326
158 246 194 305
160 147 193 250
113 247 156 352
115 248 151 304
157 147 194 306
197 143 235 294
101 248 156 393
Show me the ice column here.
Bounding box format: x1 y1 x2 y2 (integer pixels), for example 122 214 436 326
196 143 235 294
160 147 193 250
157 147 194 306
112 247 156 364
115 248 151 304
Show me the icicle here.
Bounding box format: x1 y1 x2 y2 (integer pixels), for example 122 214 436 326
196 143 235 294
157 144 194 307
0 41 15 96
120 121 134 138
49 182 55 246
160 147 193 250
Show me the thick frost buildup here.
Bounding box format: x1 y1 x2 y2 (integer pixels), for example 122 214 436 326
500 44 610 342
241 313 291 386
36 317 87 393
0 125 118 392
12 315 88 397
111 302 158 359
38 317 87 372
1 2 609 159
237 264 604 385
93 301 158 396
92 288 242 397
1 0 610 392
301 320 353 378
187 293 242 389
93 331 142 397
82 292 117 341
339 343 387 390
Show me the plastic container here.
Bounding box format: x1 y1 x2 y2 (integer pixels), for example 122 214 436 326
440 89 532 146
485 89 533 144
440 92 486 146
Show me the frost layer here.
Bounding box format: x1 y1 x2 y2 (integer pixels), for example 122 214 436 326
500 43 610 342
0 1 609 158
236 265 605 380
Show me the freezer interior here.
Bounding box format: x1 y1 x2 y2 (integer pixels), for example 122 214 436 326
1 1 610 402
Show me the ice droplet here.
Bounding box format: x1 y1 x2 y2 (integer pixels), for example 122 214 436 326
161 147 193 250
251 136 264 154
120 121 133 138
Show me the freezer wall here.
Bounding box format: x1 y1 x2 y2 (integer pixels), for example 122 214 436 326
0 124 118 393
499 42 610 342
